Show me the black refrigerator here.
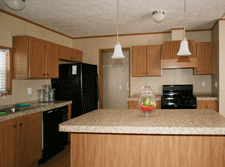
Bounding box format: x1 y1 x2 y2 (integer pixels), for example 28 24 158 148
51 63 99 118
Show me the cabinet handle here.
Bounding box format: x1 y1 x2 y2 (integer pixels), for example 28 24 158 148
197 71 199 72
206 106 209 108
143 73 146 74
13 124 17 128
47 73 49 76
71 57 73 59
19 123 22 126
43 73 46 76
147 72 149 74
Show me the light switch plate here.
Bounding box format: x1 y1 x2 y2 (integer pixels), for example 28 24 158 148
28 88 32 94
202 82 206 87
215 82 218 88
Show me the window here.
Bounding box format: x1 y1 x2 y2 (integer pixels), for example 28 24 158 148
0 46 12 96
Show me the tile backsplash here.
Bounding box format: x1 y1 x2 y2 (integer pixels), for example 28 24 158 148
130 68 211 95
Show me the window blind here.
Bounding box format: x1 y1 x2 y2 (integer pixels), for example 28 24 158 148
0 49 9 93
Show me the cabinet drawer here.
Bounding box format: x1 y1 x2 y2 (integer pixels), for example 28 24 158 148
197 100 218 112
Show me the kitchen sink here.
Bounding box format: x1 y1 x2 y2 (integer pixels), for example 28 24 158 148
0 107 24 114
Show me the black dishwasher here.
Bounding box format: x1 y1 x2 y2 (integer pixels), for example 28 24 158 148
40 105 68 164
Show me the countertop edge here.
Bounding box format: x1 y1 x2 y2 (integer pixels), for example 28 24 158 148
59 125 225 135
0 101 72 123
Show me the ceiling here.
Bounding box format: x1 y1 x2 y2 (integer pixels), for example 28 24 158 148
0 0 225 38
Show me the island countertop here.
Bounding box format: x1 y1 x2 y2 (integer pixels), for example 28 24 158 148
59 109 225 135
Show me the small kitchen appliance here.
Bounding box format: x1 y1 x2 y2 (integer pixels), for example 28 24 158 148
161 85 196 109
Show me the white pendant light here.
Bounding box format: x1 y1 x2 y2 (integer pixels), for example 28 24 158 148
111 0 125 59
177 0 191 56
4 0 26 11
152 10 165 23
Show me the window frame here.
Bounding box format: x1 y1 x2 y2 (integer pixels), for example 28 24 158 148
0 45 12 96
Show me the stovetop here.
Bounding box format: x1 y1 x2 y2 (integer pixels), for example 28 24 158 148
161 85 197 109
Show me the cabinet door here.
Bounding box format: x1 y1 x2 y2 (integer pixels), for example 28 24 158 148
29 37 46 78
17 112 42 167
73 49 83 62
46 42 59 78
132 46 147 77
128 101 138 109
0 119 17 167
59 46 73 61
146 45 162 76
195 42 214 75
197 100 218 112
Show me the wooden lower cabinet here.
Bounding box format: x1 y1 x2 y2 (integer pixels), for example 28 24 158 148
128 101 161 109
0 119 17 167
197 100 218 112
0 112 42 167
17 112 42 167
71 133 224 167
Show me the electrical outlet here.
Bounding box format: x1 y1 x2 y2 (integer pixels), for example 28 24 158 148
215 82 218 88
28 88 32 94
119 86 122 89
202 82 205 87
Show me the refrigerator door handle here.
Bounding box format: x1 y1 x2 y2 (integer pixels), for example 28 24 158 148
97 87 99 101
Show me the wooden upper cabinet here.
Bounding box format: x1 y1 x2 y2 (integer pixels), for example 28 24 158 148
132 46 146 77
146 45 162 76
59 45 73 61
73 49 83 62
59 46 83 62
0 119 17 167
132 45 161 77
13 36 60 79
194 42 215 75
161 40 197 69
46 42 59 78
29 37 46 78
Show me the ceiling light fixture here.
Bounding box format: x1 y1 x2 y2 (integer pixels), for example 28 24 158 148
4 0 26 11
152 10 165 23
111 0 125 59
177 0 191 56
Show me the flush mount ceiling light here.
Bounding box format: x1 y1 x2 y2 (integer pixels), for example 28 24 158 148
152 10 165 23
111 0 125 59
4 0 26 11
177 0 191 56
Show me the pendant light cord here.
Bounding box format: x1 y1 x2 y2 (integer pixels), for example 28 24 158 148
183 0 186 38
117 0 119 44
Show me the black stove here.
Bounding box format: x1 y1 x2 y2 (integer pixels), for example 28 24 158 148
161 85 196 109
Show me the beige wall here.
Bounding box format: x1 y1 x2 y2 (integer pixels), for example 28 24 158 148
73 30 212 95
0 12 72 105
218 20 225 117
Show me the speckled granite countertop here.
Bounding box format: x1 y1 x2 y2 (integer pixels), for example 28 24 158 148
0 101 72 123
59 109 225 135
127 93 218 101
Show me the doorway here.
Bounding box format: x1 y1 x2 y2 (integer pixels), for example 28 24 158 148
99 48 130 109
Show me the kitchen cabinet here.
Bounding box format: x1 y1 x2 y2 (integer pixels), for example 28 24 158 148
45 41 59 78
0 112 42 167
197 100 218 112
59 46 83 62
0 119 17 167
13 36 59 79
161 40 197 69
194 42 215 75
128 101 161 109
132 45 162 77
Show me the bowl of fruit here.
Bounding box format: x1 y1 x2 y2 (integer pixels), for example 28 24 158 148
138 83 156 117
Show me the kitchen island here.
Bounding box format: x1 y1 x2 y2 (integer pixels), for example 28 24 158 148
59 109 225 167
